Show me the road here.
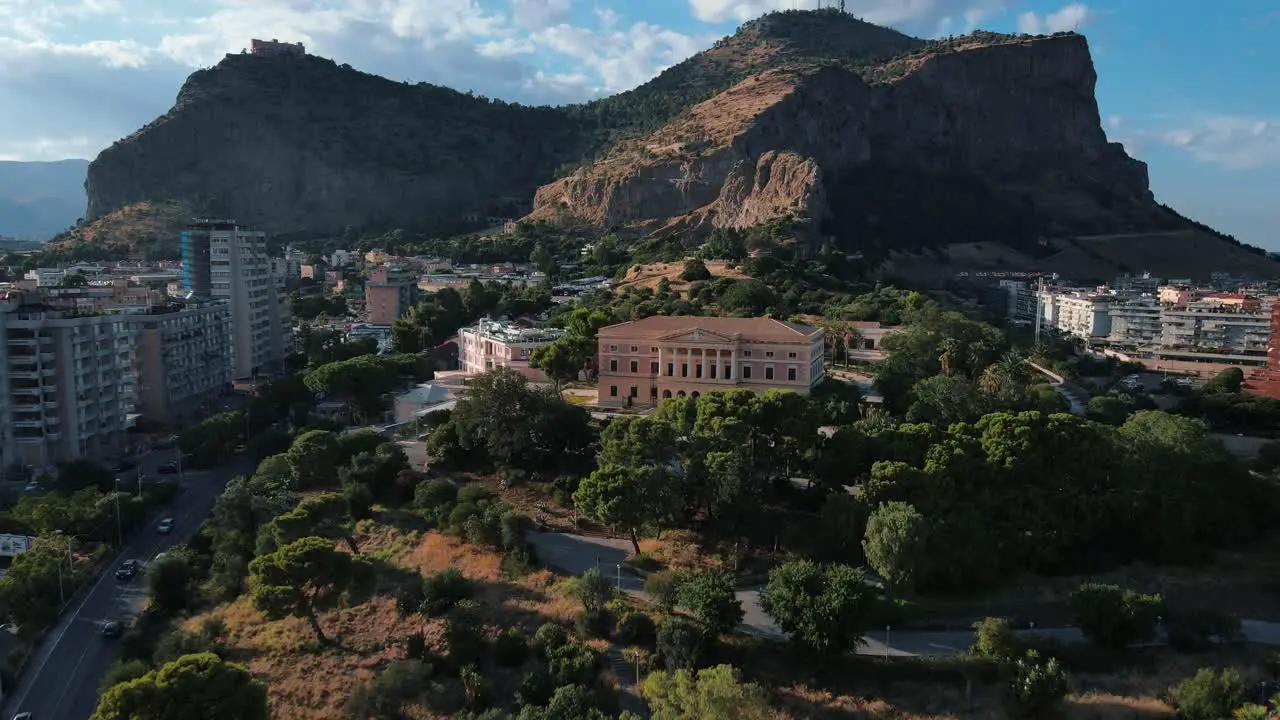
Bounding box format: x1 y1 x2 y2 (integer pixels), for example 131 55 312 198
1 452 251 720
528 531 1280 656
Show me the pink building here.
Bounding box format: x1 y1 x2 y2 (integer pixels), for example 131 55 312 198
596 316 825 408
458 319 564 382
364 265 419 326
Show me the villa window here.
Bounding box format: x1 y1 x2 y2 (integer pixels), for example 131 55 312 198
630 360 638 373
788 367 797 381
765 367 774 380
609 359 618 372
743 366 752 379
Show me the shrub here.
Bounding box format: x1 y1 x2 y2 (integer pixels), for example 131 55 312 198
423 568 472 616
657 615 711 670
494 629 529 667
572 568 614 613
345 659 434 720
446 600 486 668
674 571 743 636
460 664 491 710
532 622 569 658
1169 668 1246 720
643 570 682 612
414 478 458 518
1069 583 1163 651
101 658 150 691
627 553 660 571
615 612 658 649
405 633 429 661
1008 650 1070 717
1166 609 1243 653
972 617 1020 660
548 643 601 686
680 259 712 282
516 667 555 707
575 608 614 639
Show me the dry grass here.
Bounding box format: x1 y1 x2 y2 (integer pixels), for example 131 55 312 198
183 523 591 720
614 259 748 294
47 200 192 254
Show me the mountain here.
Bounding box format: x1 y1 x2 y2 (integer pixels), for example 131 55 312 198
83 10 1278 277
0 159 88 238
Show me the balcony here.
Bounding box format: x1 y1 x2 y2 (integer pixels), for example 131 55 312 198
7 337 37 348
9 369 38 380
11 402 39 413
40 367 57 378
39 351 55 363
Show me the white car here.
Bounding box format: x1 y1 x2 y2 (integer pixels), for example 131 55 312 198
156 518 174 534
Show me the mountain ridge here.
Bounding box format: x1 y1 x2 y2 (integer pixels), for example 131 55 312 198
77 10 1279 277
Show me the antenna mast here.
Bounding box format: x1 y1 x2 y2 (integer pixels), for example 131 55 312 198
839 0 846 11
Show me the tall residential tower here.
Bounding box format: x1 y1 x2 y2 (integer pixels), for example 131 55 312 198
180 221 292 378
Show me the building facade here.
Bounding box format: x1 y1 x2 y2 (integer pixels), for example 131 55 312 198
596 316 825 408
1108 300 1163 345
458 319 563 381
365 265 420 326
131 302 232 425
180 221 292 379
0 299 136 471
1038 291 1114 339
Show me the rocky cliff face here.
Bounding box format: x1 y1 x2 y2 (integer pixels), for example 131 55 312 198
530 31 1165 248
86 54 585 235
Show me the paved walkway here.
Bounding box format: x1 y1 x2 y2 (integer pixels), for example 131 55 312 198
1027 360 1089 415
528 531 1280 656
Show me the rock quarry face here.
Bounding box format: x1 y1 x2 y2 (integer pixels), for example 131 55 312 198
84 13 1176 249
530 34 1161 244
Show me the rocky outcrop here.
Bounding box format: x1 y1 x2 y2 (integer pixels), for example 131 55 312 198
530 33 1170 247
86 54 585 236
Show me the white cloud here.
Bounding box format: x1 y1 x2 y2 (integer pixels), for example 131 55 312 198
1107 115 1123 129
509 0 572 31
1016 3 1092 34
1157 116 1280 170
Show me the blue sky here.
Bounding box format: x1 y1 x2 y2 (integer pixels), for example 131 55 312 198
1 0 1276 247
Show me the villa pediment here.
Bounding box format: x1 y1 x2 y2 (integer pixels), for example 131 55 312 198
656 327 737 344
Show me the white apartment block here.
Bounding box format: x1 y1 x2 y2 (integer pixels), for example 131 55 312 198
1159 302 1270 353
1108 300 1163 345
181 221 292 378
132 302 232 425
0 299 136 471
23 268 65 287
1038 290 1114 339
458 319 564 382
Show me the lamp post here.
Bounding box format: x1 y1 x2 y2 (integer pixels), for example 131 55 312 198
112 478 124 547
616 563 622 591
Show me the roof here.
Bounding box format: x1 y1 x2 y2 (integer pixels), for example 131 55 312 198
847 321 882 330
598 315 820 342
398 383 452 405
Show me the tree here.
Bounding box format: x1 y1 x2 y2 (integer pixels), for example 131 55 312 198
1069 583 1163 651
531 242 557 277
642 664 771 720
56 459 113 493
286 430 341 488
147 548 200 616
248 536 368 642
760 559 878 658
675 571 743 636
1008 650 1070 718
863 501 930 593
91 652 268 720
1202 366 1245 394
574 464 668 554
267 493 358 554
251 453 296 493
680 259 711 282
530 340 585 391
1169 668 1246 720
905 374 983 425
341 442 412 505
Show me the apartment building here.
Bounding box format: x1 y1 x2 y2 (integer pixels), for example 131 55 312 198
595 316 825 408
0 298 136 470
180 220 292 379
365 265 420 326
1108 300 1163 345
1159 301 1270 353
1038 290 1114 338
459 319 563 381
132 302 232 424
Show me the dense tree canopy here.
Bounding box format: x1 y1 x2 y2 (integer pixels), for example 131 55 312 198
92 653 268 720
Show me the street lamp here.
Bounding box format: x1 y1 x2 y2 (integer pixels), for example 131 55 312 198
112 478 124 547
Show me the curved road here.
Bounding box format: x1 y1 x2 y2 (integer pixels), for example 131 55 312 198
529 532 1280 655
1 455 250 720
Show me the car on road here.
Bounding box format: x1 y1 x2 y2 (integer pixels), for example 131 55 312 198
115 560 140 581
12 712 32 720
101 621 122 639
156 517 174 534
157 461 179 475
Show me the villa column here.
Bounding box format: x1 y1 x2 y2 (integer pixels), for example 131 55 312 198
731 347 739 384
657 346 664 377
686 346 693 380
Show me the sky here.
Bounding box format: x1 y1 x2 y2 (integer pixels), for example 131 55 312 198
0 0 1276 248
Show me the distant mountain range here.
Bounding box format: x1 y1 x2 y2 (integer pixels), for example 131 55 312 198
0 159 88 239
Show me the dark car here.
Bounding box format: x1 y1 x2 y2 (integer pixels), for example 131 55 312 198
114 560 140 581
157 462 179 475
101 621 122 638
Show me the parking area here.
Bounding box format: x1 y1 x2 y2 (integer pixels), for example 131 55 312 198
1115 372 1199 393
